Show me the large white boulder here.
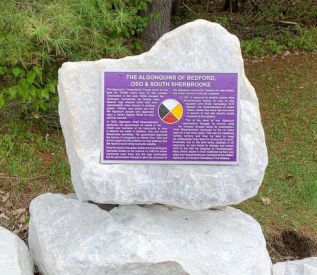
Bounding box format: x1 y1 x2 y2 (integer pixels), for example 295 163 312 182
0 226 33 275
29 193 272 275
273 257 317 275
58 19 267 209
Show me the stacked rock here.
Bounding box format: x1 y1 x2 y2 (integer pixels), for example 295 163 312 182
273 257 317 275
29 20 272 274
0 226 33 275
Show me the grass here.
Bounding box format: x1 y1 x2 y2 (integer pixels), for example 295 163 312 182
0 52 316 244
239 52 317 239
241 28 317 56
0 113 72 193
0 110 72 229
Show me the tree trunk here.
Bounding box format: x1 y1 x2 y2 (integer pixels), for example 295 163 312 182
224 0 239 12
141 0 173 51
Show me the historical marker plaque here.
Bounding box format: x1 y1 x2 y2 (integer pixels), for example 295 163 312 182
101 72 238 164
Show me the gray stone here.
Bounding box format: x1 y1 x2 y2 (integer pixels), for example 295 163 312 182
29 193 272 275
58 19 268 209
0 226 33 275
273 257 317 275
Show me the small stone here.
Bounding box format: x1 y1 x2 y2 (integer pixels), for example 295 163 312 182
283 51 291 56
0 226 34 275
29 193 272 275
273 257 317 275
261 197 272 205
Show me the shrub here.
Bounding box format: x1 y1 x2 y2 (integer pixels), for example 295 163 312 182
241 38 264 56
241 27 317 56
0 0 149 112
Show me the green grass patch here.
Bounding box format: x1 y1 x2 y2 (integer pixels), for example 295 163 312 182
239 53 317 237
0 111 72 206
241 28 317 56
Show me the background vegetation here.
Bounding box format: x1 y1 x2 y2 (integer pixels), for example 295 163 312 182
175 0 317 55
0 0 149 112
1 0 317 114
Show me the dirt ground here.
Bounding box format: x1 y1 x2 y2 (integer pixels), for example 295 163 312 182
245 51 317 262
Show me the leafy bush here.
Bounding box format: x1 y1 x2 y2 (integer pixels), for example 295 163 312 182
286 29 317 51
241 38 264 56
0 0 149 112
241 28 317 56
0 66 56 111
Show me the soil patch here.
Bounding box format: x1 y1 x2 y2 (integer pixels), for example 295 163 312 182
267 230 317 263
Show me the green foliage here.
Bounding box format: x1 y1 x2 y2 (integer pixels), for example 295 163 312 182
285 29 317 51
241 0 317 26
213 16 229 27
242 38 286 56
0 66 56 112
0 0 149 112
241 38 264 56
178 0 317 57
265 39 286 54
241 28 317 56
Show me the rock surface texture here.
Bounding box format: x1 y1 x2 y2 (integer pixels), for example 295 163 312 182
58 19 268 209
0 226 34 275
29 193 272 275
273 257 317 275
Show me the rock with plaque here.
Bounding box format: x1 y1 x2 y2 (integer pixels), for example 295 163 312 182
58 19 267 209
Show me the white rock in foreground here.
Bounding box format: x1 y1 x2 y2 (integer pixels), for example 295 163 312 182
0 226 33 275
29 193 272 275
58 19 268 209
273 257 317 275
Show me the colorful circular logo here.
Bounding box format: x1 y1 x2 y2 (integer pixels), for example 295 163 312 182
158 99 183 124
